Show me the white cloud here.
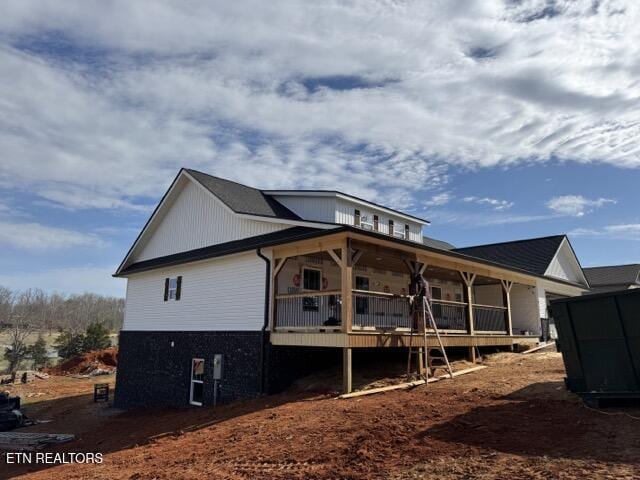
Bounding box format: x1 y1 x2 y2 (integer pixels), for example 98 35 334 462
0 221 103 251
570 223 640 240
0 266 125 297
462 196 514 210
0 0 637 213
425 193 453 207
546 195 616 217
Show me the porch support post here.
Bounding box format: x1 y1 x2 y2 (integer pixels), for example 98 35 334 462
343 347 352 394
341 238 353 333
271 257 289 332
501 280 514 335
460 272 476 335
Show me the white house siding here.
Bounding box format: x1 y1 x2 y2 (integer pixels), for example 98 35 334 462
123 252 266 331
134 179 289 262
545 240 584 284
270 195 337 224
510 283 541 335
335 198 423 243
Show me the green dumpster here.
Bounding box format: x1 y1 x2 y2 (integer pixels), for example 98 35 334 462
551 288 640 405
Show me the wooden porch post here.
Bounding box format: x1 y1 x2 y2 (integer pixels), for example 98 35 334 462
343 347 352 394
501 280 514 335
341 239 353 333
271 257 288 332
460 272 476 335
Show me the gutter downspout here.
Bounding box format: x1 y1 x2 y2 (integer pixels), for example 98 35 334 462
256 248 271 395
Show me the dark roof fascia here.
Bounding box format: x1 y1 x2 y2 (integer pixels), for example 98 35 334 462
264 189 430 224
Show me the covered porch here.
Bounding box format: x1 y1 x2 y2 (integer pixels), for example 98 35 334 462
267 230 541 391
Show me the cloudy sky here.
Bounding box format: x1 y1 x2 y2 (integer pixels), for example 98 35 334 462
1 0 639 297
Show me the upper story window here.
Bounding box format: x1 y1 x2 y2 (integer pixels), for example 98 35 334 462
354 209 361 227
164 276 182 301
373 215 379 231
404 224 410 239
388 219 394 236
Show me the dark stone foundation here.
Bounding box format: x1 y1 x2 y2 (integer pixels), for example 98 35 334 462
114 330 339 409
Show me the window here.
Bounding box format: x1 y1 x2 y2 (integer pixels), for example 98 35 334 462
164 276 182 301
302 267 321 312
388 219 394 236
404 224 410 239
355 276 369 314
354 209 361 227
373 215 379 231
302 268 321 291
190 358 204 406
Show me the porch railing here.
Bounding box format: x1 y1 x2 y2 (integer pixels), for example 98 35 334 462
473 304 507 333
431 299 467 331
352 291 410 329
275 291 342 329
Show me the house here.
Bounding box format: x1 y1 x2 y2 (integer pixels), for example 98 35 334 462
583 264 640 293
113 168 588 408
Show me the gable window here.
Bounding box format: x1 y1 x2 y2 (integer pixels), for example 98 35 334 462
354 209 361 227
404 224 410 239
388 219 394 236
373 215 379 231
164 276 182 301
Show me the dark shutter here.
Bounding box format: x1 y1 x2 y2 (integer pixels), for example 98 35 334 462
175 276 182 300
163 278 169 301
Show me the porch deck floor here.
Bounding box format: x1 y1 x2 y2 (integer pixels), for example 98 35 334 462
270 331 539 348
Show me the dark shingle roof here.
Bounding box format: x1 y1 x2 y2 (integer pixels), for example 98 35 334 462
117 227 325 276
583 264 640 287
422 236 455 250
186 169 301 220
453 235 566 276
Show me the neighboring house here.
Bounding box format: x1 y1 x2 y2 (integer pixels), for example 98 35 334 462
583 264 640 293
113 168 589 409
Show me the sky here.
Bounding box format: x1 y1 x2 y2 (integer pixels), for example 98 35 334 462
0 0 639 298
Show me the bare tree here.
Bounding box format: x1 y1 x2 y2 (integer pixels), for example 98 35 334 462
3 289 38 373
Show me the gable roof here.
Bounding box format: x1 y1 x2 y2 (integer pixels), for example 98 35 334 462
453 235 567 276
583 264 640 287
185 169 301 220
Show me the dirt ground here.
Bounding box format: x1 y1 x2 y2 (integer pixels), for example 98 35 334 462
3 349 640 479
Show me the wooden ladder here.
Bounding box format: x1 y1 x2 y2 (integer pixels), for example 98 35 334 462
407 295 453 381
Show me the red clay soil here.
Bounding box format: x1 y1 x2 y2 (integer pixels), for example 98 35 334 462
5 351 640 479
46 347 118 375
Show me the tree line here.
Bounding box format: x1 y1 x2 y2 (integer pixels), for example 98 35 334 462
0 286 124 373
0 286 124 334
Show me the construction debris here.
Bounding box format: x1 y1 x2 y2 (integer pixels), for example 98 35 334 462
0 392 23 431
0 432 75 451
46 347 117 376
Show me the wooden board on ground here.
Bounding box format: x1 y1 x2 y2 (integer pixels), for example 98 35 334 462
0 432 75 451
339 365 487 399
522 342 556 354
